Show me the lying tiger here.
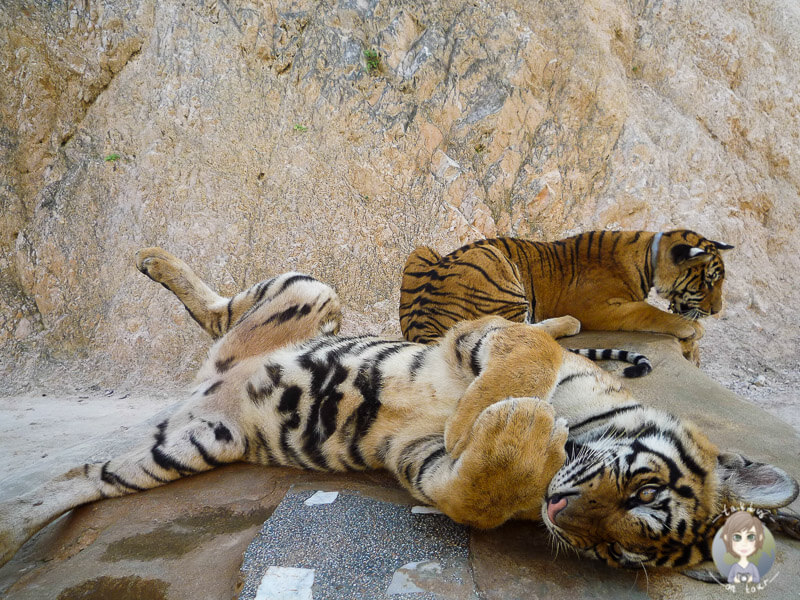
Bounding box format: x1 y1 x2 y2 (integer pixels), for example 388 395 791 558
1 246 795 574
400 230 733 363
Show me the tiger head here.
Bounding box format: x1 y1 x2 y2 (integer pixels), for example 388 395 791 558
653 230 734 320
542 407 798 568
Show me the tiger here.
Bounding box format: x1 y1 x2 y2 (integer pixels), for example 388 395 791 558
0 246 795 574
399 230 733 363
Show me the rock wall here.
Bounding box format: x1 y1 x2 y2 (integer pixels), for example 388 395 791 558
2 0 799 392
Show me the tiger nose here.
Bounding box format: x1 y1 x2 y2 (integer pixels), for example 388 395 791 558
547 494 568 523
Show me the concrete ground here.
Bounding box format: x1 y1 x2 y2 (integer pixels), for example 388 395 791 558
0 332 798 599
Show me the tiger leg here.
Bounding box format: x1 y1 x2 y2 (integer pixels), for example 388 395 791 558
136 247 341 341
136 247 342 370
0 393 247 567
579 299 702 362
394 398 568 528
399 244 528 344
442 321 566 457
196 273 342 380
531 315 581 339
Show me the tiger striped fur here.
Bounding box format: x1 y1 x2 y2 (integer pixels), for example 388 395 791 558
568 348 651 378
399 230 733 363
1 246 795 573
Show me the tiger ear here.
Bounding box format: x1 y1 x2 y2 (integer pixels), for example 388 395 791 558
716 452 799 509
711 240 734 251
670 244 714 267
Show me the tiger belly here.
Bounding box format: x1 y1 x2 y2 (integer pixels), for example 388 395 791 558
232 335 458 473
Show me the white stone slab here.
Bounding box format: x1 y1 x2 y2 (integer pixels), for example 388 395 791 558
255 566 315 600
303 491 339 505
411 505 443 514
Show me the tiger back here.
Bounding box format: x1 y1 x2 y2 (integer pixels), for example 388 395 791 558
399 230 733 360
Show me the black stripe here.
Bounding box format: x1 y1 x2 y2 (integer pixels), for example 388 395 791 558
254 278 275 302
213 423 233 442
672 544 694 567
397 435 441 484
215 356 235 373
557 371 593 386
300 357 349 469
265 363 283 386
189 434 224 466
278 385 302 413
154 419 168 445
254 428 278 464
278 274 315 293
151 445 199 474
415 446 447 486
469 335 486 376
100 461 146 491
348 348 401 466
569 405 641 431
657 430 707 478
259 303 312 328
142 466 170 483
409 348 428 380
204 380 223 395
279 421 310 469
247 381 272 406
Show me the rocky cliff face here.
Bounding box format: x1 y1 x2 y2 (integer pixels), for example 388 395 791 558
2 0 799 394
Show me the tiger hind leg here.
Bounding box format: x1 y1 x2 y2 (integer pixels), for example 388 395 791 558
136 248 342 370
0 254 346 567
399 244 529 344
137 248 341 341
198 271 342 381
0 392 248 567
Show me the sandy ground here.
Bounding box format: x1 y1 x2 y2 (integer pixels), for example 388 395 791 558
699 318 800 435
0 391 175 501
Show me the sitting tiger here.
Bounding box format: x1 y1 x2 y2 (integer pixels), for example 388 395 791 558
1 246 795 574
399 230 733 363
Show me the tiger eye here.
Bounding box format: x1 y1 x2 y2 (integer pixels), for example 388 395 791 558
636 486 659 503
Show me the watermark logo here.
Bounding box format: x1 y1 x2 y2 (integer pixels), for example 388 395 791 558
712 508 779 593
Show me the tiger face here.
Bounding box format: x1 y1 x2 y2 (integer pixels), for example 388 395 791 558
655 232 734 321
542 408 797 569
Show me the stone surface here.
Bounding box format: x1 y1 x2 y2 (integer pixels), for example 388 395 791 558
0 333 798 599
238 489 475 599
1 0 799 401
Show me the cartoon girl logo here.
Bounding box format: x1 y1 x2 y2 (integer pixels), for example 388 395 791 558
712 510 777 587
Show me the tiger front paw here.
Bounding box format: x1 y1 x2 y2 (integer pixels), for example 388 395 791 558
676 319 704 342
454 398 567 476
680 338 701 366
534 315 581 339
676 321 703 365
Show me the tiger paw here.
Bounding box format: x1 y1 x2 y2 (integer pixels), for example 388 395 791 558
680 338 701 366
676 319 704 341
534 315 581 339
455 398 568 477
135 247 185 283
